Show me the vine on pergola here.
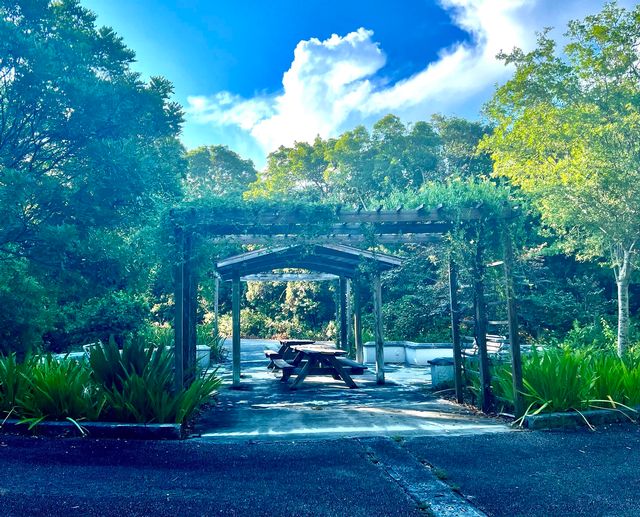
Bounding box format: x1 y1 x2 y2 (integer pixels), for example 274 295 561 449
168 192 524 416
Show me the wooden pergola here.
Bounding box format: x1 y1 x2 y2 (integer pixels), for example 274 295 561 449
215 244 402 386
171 203 525 416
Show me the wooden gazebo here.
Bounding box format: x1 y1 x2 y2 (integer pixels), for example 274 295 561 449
170 202 525 416
215 244 402 386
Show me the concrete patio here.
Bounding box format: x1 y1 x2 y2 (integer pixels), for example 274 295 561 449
195 339 511 441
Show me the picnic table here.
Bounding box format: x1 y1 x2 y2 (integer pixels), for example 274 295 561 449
265 339 316 368
275 345 367 389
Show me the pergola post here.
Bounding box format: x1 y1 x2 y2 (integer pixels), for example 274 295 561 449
173 224 185 391
503 227 524 417
354 281 363 363
213 275 220 337
373 273 385 384
473 226 492 412
174 221 197 389
339 276 348 351
346 278 353 354
232 269 241 387
186 260 198 385
448 257 464 404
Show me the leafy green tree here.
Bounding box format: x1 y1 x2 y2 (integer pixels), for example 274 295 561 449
326 125 375 205
0 0 185 350
370 115 439 200
185 145 257 199
246 137 329 201
481 3 640 354
432 115 492 178
0 1 183 262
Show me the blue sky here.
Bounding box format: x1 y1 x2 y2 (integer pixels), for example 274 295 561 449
84 0 626 168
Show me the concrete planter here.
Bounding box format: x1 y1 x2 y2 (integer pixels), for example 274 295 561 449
362 341 406 364
405 342 453 365
362 341 454 366
428 357 455 389
196 345 211 371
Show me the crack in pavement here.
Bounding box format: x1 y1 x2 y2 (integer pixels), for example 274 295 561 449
357 437 486 517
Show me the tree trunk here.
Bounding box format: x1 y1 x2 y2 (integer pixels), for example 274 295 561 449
615 248 632 357
617 276 631 357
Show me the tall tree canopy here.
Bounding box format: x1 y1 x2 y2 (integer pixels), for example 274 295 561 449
0 0 183 261
0 0 185 351
481 2 640 354
247 114 486 206
185 145 257 199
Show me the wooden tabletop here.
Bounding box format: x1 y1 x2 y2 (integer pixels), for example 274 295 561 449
290 345 347 356
279 339 316 346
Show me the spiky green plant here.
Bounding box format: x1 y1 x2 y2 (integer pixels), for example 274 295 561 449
490 363 514 405
89 338 220 424
589 353 626 408
520 347 596 414
197 323 226 363
0 353 30 418
621 364 640 406
19 356 105 429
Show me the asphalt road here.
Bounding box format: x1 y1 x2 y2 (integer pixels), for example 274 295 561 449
0 434 423 517
2 424 640 517
405 424 640 517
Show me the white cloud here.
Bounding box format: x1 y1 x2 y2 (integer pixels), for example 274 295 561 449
186 0 635 166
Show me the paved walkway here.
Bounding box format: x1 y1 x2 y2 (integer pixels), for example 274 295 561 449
195 339 510 441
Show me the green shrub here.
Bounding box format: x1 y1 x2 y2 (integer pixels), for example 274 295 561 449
621 365 640 406
562 319 618 351
138 324 174 349
590 353 626 407
239 308 273 337
0 259 51 355
19 356 105 428
522 347 596 412
70 291 150 346
491 346 640 416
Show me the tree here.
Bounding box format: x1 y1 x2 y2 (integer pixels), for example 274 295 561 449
185 145 257 199
370 115 439 199
246 137 329 201
432 115 492 178
326 125 375 206
0 0 184 350
0 0 183 260
481 3 640 355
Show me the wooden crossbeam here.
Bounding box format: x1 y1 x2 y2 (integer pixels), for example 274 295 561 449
171 205 514 231
196 221 452 237
211 234 443 245
241 273 339 282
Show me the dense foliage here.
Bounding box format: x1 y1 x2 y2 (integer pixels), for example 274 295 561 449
481 3 640 354
0 0 638 422
0 0 184 353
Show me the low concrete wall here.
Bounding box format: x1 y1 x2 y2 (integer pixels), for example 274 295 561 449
0 419 183 439
523 407 639 430
406 343 453 365
362 341 453 366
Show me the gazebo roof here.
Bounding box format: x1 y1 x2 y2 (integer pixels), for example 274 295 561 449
215 244 402 280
